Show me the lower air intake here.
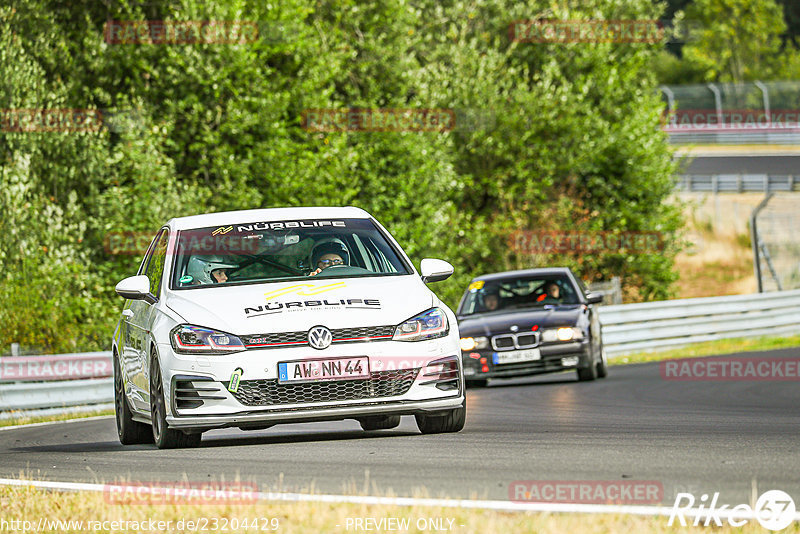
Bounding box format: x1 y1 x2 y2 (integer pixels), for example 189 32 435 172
226 368 419 407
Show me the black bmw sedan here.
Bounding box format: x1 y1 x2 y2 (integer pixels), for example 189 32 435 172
456 267 608 386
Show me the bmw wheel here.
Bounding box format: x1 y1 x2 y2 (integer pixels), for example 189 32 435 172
596 344 608 378
576 341 598 381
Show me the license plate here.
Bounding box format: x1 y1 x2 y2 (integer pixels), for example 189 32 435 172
278 357 370 383
493 348 541 365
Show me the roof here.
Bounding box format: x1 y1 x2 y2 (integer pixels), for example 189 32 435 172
167 206 371 231
471 267 574 282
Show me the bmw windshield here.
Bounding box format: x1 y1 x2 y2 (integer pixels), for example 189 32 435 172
458 274 581 316
170 218 412 288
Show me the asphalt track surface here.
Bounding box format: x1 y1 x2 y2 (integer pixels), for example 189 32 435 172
679 155 800 175
1 348 798 506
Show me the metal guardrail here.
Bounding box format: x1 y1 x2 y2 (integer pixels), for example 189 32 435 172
677 174 800 193
1 290 799 414
668 131 800 145
599 289 800 356
0 378 113 412
0 352 113 414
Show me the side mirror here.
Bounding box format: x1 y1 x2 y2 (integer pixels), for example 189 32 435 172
115 275 156 303
586 292 603 305
420 258 454 283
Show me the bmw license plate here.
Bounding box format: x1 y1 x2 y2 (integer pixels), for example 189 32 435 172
493 349 541 365
278 357 370 383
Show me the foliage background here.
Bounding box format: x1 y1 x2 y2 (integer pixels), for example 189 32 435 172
0 0 687 353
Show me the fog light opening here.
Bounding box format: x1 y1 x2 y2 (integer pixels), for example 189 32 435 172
561 356 579 367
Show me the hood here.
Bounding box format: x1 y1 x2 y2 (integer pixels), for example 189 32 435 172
166 275 434 335
457 305 585 337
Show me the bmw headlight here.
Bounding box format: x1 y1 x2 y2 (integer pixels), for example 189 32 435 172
460 336 489 351
541 327 583 343
393 308 449 342
170 325 245 354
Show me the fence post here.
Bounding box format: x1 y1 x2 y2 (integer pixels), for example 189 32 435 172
751 192 774 293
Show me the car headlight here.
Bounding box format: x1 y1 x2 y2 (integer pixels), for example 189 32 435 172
393 308 449 342
541 327 583 343
170 325 245 354
460 336 489 351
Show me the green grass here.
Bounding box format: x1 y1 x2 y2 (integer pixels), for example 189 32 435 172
0 409 113 428
610 334 800 366
3 483 795 534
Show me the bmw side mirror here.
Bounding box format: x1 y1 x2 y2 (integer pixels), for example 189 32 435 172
115 275 156 304
420 258 454 283
586 292 603 305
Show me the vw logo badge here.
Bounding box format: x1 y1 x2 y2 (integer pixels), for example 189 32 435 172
308 326 333 350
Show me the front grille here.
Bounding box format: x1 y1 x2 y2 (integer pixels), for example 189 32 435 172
491 331 540 351
226 368 419 406
242 332 306 347
332 325 395 340
493 335 515 350
515 333 538 348
242 325 394 349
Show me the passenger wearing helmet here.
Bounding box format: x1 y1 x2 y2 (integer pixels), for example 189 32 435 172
186 255 238 285
308 239 350 277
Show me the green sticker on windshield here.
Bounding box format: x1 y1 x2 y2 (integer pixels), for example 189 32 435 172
179 275 193 284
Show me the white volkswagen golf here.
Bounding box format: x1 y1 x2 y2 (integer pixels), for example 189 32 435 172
112 207 465 448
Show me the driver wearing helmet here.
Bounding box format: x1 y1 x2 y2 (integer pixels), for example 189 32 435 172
308 239 350 277
186 255 238 285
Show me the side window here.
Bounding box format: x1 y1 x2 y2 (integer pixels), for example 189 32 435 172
144 229 169 298
137 232 161 276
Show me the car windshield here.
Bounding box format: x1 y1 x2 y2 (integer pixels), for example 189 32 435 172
171 217 411 288
458 274 580 316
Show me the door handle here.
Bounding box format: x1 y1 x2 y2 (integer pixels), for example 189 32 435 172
122 309 134 319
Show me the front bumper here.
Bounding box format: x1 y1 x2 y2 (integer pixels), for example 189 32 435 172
155 337 464 430
462 340 591 380
165 397 462 429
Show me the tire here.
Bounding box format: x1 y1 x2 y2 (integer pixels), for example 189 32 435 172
576 351 597 382
359 415 401 431
596 344 608 379
150 351 201 449
415 402 466 434
466 379 488 388
114 354 153 445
